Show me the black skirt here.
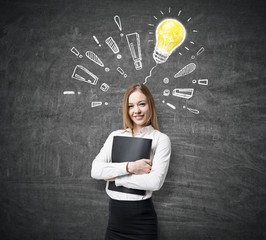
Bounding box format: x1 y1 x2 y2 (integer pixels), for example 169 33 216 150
105 198 158 240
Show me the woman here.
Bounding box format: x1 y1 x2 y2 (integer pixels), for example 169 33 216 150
91 83 171 240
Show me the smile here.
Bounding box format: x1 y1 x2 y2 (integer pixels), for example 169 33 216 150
134 115 144 120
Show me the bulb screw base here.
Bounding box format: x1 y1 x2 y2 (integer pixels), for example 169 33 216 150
153 49 169 64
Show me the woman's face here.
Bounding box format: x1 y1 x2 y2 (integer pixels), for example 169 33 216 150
128 90 150 129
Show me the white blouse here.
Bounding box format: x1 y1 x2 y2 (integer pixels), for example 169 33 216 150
91 125 171 201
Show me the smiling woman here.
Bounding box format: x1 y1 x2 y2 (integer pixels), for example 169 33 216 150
91 83 171 240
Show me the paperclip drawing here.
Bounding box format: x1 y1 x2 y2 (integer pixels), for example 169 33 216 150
172 88 194 99
70 47 83 58
117 67 127 78
126 33 142 70
174 63 196 78
85 51 104 67
100 83 109 92
72 65 98 85
105 37 120 54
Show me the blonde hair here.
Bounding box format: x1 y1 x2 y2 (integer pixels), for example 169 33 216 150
122 83 159 130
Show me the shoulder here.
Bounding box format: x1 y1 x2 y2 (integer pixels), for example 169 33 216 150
152 129 171 144
107 129 126 138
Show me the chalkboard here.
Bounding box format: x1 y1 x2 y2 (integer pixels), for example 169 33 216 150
1 0 266 239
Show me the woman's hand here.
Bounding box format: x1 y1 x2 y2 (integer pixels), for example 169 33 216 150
127 159 152 175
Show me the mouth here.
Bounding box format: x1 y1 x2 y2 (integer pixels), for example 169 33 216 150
134 115 144 120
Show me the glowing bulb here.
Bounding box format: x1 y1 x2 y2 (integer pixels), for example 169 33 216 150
153 19 186 64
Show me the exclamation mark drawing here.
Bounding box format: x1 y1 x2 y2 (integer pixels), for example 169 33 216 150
93 35 102 47
70 47 83 58
91 101 108 108
114 15 124 37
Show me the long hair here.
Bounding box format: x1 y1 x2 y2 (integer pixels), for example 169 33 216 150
122 83 159 130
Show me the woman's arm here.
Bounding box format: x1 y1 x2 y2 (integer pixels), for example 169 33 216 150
91 132 129 180
115 134 171 191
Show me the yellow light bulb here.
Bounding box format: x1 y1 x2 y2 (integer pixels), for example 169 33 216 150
153 19 186 64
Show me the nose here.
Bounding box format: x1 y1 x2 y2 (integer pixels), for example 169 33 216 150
133 105 141 113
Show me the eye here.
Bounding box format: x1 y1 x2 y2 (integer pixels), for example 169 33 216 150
128 105 133 108
139 102 146 106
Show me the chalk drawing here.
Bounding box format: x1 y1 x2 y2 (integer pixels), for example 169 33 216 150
183 106 199 114
114 15 124 37
172 88 194 99
163 89 170 96
126 32 142 70
192 79 208 85
117 67 127 78
105 36 121 59
191 47 205 59
63 91 81 95
162 100 176 110
72 65 98 85
93 35 101 47
85 51 104 67
70 47 83 58
100 83 109 92
163 77 169 84
174 63 196 78
85 51 110 72
153 19 186 64
91 101 108 108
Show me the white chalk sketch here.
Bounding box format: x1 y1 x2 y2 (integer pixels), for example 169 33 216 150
93 35 101 47
70 47 83 58
174 63 196 78
153 19 186 64
100 83 109 92
63 91 81 95
162 100 176 110
117 67 127 78
72 65 98 85
105 36 120 54
187 17 191 22
63 91 75 95
91 101 108 108
163 77 169 84
126 33 142 70
114 15 124 37
192 79 208 85
191 47 205 59
178 10 181 16
183 106 199 114
85 51 104 67
172 88 194 99
163 89 170 96
166 102 176 110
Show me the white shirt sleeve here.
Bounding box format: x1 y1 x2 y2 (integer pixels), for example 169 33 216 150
91 131 128 180
115 133 171 191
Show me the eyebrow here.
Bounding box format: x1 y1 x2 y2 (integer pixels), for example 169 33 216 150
128 100 147 105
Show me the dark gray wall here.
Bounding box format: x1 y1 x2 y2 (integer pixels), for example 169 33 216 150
1 0 266 239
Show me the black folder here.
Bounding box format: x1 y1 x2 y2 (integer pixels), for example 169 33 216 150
108 136 152 195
